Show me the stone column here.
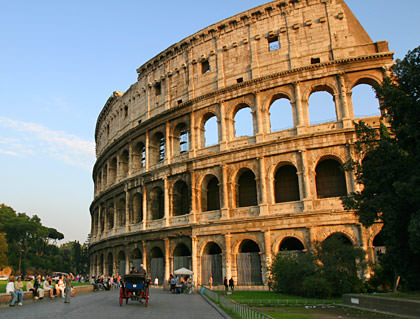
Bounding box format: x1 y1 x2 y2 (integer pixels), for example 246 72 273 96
294 82 307 134
97 206 102 238
258 157 269 215
264 230 272 284
165 121 172 165
164 177 170 227
142 190 147 230
125 189 130 230
225 234 232 279
113 199 117 234
221 165 230 219
145 131 150 171
190 112 197 157
142 241 147 272
192 236 198 285
298 150 313 210
125 249 130 275
190 170 198 223
164 238 170 283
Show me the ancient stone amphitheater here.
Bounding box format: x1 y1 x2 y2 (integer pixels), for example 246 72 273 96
90 0 393 286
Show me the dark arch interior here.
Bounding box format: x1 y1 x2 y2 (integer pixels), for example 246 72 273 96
239 239 260 253
203 242 222 255
325 233 352 246
274 165 300 203
151 247 164 258
173 243 191 257
173 180 190 216
238 170 257 207
206 176 220 211
316 159 347 198
150 186 164 220
373 231 385 246
280 237 304 251
118 251 125 261
131 248 141 259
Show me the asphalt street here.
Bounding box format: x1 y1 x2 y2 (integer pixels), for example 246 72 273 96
0 288 225 319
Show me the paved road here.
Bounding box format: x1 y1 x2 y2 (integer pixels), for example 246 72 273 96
0 288 224 319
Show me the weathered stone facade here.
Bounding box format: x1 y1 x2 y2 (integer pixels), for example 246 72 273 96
90 0 393 286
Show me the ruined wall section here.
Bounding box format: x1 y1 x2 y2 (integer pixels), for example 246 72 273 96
95 0 389 157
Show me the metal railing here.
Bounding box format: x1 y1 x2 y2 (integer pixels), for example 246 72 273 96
200 287 273 319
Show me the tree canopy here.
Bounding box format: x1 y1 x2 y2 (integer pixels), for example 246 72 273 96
0 203 89 275
343 46 420 290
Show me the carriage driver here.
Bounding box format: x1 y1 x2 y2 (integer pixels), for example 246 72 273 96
138 264 146 277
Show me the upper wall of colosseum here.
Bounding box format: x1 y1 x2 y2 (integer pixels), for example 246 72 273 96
94 0 391 157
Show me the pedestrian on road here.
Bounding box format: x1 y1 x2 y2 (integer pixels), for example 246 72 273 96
229 278 234 292
64 273 74 303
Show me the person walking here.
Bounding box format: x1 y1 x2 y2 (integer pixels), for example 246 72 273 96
223 277 228 294
64 273 74 303
229 277 234 292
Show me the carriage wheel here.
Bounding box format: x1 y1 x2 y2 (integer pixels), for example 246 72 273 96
145 287 149 307
119 289 123 306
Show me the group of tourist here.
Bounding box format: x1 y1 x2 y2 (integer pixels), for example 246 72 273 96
90 274 123 291
6 273 75 307
223 277 235 293
168 274 194 294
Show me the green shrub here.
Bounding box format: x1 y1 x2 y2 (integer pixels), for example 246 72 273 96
302 275 332 298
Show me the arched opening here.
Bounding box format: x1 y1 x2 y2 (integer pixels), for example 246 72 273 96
107 252 113 276
117 197 126 226
100 211 105 232
201 242 223 285
172 180 190 216
109 157 117 184
203 114 218 147
237 169 258 207
150 247 164 285
150 132 165 165
173 123 189 154
118 251 126 275
324 233 353 246
106 203 114 230
102 165 108 188
131 193 143 224
201 175 220 211
279 237 304 252
99 254 104 275
237 240 262 285
308 89 337 125
120 150 129 178
352 83 380 118
149 186 164 220
315 159 347 198
173 243 192 272
373 230 386 263
132 141 146 171
96 172 102 192
269 97 294 132
274 165 300 203
130 248 142 271
234 106 254 137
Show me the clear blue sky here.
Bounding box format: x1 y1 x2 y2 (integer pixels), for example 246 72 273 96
0 0 419 243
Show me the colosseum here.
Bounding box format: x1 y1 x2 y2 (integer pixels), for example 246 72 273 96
89 0 393 287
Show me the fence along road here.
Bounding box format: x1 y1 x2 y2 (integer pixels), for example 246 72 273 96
0 288 225 319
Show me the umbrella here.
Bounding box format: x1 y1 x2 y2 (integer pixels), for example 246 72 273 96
174 267 193 275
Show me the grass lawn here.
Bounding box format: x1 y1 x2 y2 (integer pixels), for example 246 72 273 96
218 290 342 306
0 281 90 293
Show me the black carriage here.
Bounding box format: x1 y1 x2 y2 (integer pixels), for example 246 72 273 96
119 274 151 307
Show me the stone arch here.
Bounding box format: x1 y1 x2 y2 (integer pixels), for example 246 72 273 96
201 174 220 212
274 163 300 203
150 131 165 165
100 209 105 232
351 78 381 118
236 239 263 285
148 186 164 220
109 157 117 184
106 201 114 230
118 250 126 275
102 164 108 188
323 232 354 246
236 168 258 207
150 246 165 284
99 253 104 275
279 237 305 251
131 192 143 223
315 157 347 198
372 229 386 263
201 112 219 147
130 248 143 271
172 179 190 216
268 94 294 132
201 242 223 285
106 252 113 276
117 197 126 226
132 140 146 171
173 122 189 155
307 84 337 125
172 243 192 272
232 103 254 137
120 149 129 178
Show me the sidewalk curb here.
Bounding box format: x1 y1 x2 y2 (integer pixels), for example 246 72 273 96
200 293 231 319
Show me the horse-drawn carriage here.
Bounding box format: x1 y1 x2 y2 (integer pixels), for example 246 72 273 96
119 274 151 306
